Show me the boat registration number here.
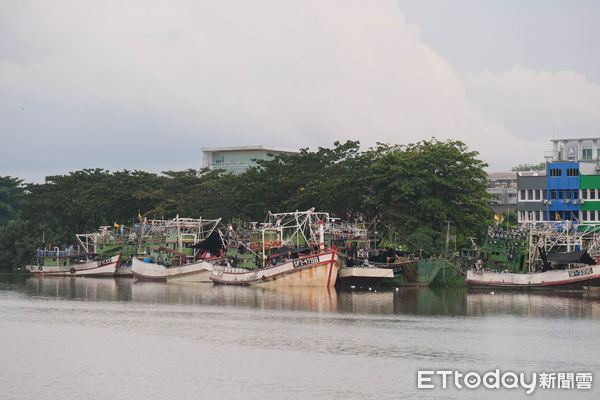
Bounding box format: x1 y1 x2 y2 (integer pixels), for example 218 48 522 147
99 259 112 266
293 257 319 269
568 267 593 278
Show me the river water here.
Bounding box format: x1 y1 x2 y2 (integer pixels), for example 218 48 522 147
1 274 599 399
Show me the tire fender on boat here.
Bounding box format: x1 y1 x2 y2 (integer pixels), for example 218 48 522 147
38 266 43 271
70 267 76 274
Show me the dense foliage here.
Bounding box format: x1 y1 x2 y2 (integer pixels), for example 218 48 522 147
0 176 22 226
511 162 545 172
0 139 494 269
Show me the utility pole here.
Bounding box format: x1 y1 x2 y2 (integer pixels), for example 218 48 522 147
445 220 451 258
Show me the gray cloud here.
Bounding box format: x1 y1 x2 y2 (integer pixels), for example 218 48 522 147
0 0 596 181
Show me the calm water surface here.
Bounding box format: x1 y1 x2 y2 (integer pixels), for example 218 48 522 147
1 273 599 399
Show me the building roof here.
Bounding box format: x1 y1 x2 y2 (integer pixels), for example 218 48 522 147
201 145 299 153
517 171 546 177
550 137 600 142
487 172 517 180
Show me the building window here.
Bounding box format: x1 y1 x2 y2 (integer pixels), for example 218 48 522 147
566 190 572 199
582 211 588 221
565 211 572 221
583 149 592 160
591 211 596 221
520 190 526 200
550 169 561 177
567 168 579 176
535 190 541 200
583 190 588 200
519 211 526 222
543 190 547 200
535 211 540 221
527 190 533 200
573 190 579 199
550 190 556 200
591 190 596 200
558 191 564 200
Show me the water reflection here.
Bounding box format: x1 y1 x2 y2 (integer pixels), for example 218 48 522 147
13 275 600 319
24 276 132 302
466 290 600 318
131 280 339 312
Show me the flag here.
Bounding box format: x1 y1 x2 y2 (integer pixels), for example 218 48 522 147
494 213 500 221
138 211 142 218
114 222 120 228
500 216 504 223
555 212 562 221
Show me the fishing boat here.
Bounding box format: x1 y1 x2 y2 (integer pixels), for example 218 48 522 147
131 215 222 281
211 250 339 287
76 225 138 277
131 257 216 282
26 248 120 277
211 209 340 287
326 221 393 289
467 263 600 289
464 223 600 289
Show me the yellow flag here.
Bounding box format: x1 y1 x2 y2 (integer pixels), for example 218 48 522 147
114 222 120 228
138 211 142 218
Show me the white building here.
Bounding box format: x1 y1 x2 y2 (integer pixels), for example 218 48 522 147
201 146 299 175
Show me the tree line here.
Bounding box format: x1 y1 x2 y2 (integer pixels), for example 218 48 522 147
0 139 493 269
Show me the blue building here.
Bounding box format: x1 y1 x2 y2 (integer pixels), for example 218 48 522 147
546 162 580 222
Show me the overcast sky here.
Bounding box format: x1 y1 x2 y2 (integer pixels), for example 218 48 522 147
2 0 600 182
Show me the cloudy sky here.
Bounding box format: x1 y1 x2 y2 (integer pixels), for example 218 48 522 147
2 0 599 182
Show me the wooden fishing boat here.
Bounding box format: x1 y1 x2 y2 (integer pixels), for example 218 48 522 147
465 224 600 289
467 264 600 289
131 256 216 282
27 251 120 277
131 215 223 281
212 209 340 287
211 250 339 287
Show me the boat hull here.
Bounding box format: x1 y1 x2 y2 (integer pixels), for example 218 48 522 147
26 254 120 277
467 264 600 289
211 251 339 288
131 257 214 282
337 266 394 289
115 265 134 277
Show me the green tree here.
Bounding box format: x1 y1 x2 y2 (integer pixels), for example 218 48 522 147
368 139 492 253
511 162 545 171
0 176 22 226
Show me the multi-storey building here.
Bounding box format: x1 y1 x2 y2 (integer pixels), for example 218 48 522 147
546 162 580 221
517 137 600 224
201 146 299 175
516 171 546 222
579 163 600 223
487 172 518 213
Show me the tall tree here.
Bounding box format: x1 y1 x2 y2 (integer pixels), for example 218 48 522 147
0 176 22 226
369 139 492 252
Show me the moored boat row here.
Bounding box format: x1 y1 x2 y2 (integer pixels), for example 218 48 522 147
25 209 600 291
